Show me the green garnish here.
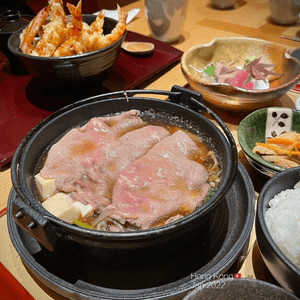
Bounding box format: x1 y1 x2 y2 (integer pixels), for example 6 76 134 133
204 65 215 77
74 219 93 229
245 55 256 62
205 188 215 202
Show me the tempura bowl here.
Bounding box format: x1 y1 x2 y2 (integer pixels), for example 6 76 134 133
7 15 126 86
181 37 300 112
256 166 300 297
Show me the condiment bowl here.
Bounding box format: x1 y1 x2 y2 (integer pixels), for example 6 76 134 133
256 166 300 297
7 15 126 86
237 107 300 178
121 41 154 55
181 37 300 112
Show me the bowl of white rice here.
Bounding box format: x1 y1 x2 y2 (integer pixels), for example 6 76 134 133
256 166 300 297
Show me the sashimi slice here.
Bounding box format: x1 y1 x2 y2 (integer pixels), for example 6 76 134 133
241 82 254 90
230 70 250 87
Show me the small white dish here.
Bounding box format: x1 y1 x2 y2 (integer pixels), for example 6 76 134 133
121 41 155 55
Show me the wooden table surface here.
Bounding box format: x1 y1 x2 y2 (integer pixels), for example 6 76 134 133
0 0 300 298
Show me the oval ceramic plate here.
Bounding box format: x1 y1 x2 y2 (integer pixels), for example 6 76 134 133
238 107 300 177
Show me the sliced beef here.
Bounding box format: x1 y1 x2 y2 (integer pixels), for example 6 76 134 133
40 115 170 209
96 130 211 230
41 110 144 179
66 125 170 208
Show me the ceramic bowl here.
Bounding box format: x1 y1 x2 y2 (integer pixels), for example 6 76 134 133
181 37 300 112
7 15 126 86
238 107 300 178
256 166 300 297
183 277 299 299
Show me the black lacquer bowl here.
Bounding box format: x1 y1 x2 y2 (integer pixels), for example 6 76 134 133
7 15 126 85
256 166 300 298
0 10 33 74
10 86 238 266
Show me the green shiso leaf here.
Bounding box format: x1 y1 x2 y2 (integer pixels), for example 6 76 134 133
204 65 215 77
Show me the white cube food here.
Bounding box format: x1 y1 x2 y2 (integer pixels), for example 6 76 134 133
254 79 269 90
35 173 56 199
42 193 80 223
72 201 94 219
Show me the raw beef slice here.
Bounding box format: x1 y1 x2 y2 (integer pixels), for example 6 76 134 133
98 130 211 230
40 111 170 209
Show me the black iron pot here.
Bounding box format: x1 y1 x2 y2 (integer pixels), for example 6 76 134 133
11 86 238 265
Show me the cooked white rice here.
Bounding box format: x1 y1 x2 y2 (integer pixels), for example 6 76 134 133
265 181 300 268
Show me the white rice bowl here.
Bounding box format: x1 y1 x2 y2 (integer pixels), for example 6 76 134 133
265 182 300 268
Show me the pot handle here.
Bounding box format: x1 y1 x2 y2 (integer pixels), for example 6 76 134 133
11 195 60 251
168 85 238 176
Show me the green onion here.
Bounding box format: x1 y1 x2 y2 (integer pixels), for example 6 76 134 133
205 188 215 202
73 219 93 229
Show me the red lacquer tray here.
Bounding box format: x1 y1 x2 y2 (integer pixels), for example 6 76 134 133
0 31 183 167
0 262 34 300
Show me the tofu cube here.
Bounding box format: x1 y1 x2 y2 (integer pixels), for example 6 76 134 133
35 173 56 199
42 193 80 223
72 201 94 219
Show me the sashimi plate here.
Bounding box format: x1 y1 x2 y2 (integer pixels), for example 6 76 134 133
181 37 300 112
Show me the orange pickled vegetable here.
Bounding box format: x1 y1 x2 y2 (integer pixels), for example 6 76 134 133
255 142 300 156
266 138 294 145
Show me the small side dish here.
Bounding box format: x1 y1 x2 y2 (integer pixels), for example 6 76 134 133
238 107 300 177
252 131 300 169
121 41 154 55
19 0 127 57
